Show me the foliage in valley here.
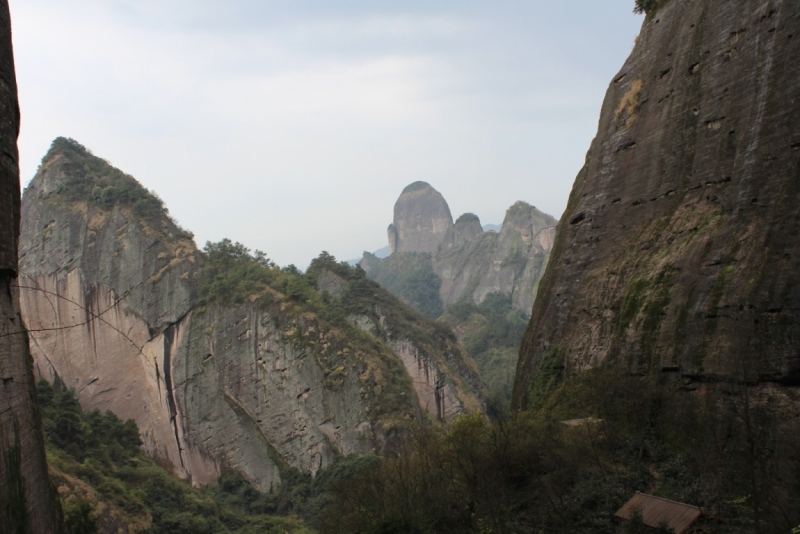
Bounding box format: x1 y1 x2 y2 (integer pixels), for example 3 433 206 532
320 367 800 533
439 292 528 411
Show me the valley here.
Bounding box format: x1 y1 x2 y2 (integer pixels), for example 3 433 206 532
2 0 800 533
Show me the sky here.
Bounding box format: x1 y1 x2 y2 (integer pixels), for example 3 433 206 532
9 1 643 268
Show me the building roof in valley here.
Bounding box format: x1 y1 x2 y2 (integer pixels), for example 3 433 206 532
615 492 703 534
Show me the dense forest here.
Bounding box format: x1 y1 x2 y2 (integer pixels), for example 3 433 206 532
43 361 800 533
321 366 800 533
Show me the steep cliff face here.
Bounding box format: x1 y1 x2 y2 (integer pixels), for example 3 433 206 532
20 139 485 491
364 188 557 315
436 201 557 313
0 2 63 530
20 140 213 483
514 0 800 409
388 181 454 255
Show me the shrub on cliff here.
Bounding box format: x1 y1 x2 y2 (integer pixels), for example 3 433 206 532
43 138 169 225
633 0 662 15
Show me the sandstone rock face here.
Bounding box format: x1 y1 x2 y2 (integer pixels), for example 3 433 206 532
436 201 557 312
365 184 557 315
20 142 486 490
449 213 484 249
20 151 210 482
513 0 800 409
390 182 454 255
311 266 486 423
0 2 62 529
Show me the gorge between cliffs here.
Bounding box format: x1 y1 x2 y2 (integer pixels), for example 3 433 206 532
4 1 800 533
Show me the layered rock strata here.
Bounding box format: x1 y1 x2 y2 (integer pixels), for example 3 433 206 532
364 183 557 313
513 0 800 409
20 141 486 491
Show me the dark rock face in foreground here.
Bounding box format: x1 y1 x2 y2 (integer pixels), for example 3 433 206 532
514 0 800 408
0 1 62 531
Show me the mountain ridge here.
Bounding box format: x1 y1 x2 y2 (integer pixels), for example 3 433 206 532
19 138 487 492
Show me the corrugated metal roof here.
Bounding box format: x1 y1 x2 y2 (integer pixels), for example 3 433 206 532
615 492 703 534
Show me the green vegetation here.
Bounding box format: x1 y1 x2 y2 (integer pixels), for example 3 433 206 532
38 377 312 533
321 367 800 533
196 239 281 307
197 244 417 424
633 0 664 15
440 293 529 410
525 346 564 412
360 252 443 318
41 137 191 237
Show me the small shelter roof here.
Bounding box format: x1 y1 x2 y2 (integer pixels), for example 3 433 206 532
559 417 601 427
615 492 702 534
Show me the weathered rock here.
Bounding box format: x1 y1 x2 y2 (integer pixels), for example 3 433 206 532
436 201 557 312
513 0 800 409
447 213 484 249
20 141 486 491
389 181 454 255
365 193 557 314
0 2 62 530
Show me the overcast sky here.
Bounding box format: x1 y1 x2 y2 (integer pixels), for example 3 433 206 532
9 1 643 268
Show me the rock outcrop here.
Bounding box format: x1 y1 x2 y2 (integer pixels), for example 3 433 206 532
388 181 454 255
0 2 62 530
513 0 800 409
436 201 557 312
364 183 557 314
19 139 486 491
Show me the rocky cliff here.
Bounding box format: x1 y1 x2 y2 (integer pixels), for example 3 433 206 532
0 2 62 529
364 182 557 315
19 139 486 491
387 181 454 255
513 0 800 409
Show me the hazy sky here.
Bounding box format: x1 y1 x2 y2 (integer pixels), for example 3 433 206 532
10 1 643 268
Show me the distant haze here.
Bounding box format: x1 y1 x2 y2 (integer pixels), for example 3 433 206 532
10 1 643 268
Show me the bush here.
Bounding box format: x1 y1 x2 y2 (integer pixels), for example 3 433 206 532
43 138 174 230
633 0 661 15
321 370 800 533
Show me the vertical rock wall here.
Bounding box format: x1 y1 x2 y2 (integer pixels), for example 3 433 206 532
514 0 800 409
0 1 62 530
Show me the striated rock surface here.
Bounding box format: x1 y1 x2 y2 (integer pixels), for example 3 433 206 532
388 181 454 255
514 0 800 409
20 139 486 491
364 189 557 314
436 201 557 312
0 2 62 529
